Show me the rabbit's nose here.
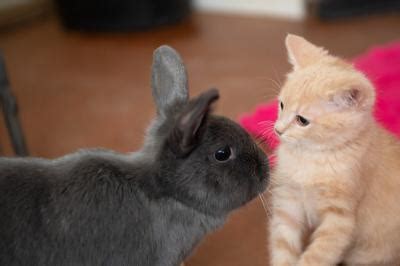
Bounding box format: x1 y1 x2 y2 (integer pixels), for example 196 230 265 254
256 161 269 182
254 149 269 180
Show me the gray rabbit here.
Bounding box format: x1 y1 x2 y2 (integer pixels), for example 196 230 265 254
0 46 269 266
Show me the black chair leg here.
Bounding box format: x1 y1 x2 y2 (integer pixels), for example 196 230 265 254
0 54 28 156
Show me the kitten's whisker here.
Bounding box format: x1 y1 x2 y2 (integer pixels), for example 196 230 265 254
271 65 283 87
266 77 282 93
258 120 276 127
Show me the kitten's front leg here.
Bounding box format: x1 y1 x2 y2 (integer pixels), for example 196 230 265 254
297 197 356 266
270 187 305 266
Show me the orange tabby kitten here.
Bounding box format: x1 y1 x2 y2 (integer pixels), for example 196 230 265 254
269 34 400 266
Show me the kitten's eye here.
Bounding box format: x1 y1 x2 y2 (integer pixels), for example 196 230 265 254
214 146 232 162
280 101 284 110
296 115 310 126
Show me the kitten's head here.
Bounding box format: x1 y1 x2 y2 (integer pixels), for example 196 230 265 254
275 34 375 150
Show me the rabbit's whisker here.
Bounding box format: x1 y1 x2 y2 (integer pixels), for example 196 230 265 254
258 194 270 217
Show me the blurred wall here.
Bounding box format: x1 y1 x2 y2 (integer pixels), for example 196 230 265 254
193 0 305 19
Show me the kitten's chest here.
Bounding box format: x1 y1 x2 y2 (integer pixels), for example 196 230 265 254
275 147 358 228
273 183 320 229
276 147 347 185
300 187 320 228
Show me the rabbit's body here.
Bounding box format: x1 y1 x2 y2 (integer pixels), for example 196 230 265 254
0 46 268 266
0 150 222 266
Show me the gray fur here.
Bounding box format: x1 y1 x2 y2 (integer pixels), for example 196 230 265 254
151 45 188 116
0 46 269 266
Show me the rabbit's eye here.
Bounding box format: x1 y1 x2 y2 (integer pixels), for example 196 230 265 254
214 146 232 162
280 101 284 110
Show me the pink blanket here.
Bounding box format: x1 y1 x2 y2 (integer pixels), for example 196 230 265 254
240 41 400 155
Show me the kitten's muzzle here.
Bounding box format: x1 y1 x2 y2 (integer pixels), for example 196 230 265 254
274 127 283 136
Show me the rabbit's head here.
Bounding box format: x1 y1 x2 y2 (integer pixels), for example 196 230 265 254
146 46 269 216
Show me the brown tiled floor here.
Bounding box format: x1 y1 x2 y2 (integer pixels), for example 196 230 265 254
0 12 399 266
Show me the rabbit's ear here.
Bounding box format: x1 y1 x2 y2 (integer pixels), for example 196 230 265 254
169 88 219 157
151 45 189 115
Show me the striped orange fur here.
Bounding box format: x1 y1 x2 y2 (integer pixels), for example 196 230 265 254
269 34 400 266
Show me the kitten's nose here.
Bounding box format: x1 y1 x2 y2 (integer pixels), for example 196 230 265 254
274 127 282 136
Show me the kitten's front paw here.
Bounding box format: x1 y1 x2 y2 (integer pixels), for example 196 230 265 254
297 256 331 266
271 262 296 266
271 257 298 266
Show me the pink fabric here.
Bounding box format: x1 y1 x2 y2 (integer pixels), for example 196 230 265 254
239 41 400 155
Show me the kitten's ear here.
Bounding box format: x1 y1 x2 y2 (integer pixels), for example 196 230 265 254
330 88 364 109
285 34 328 69
168 88 219 157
